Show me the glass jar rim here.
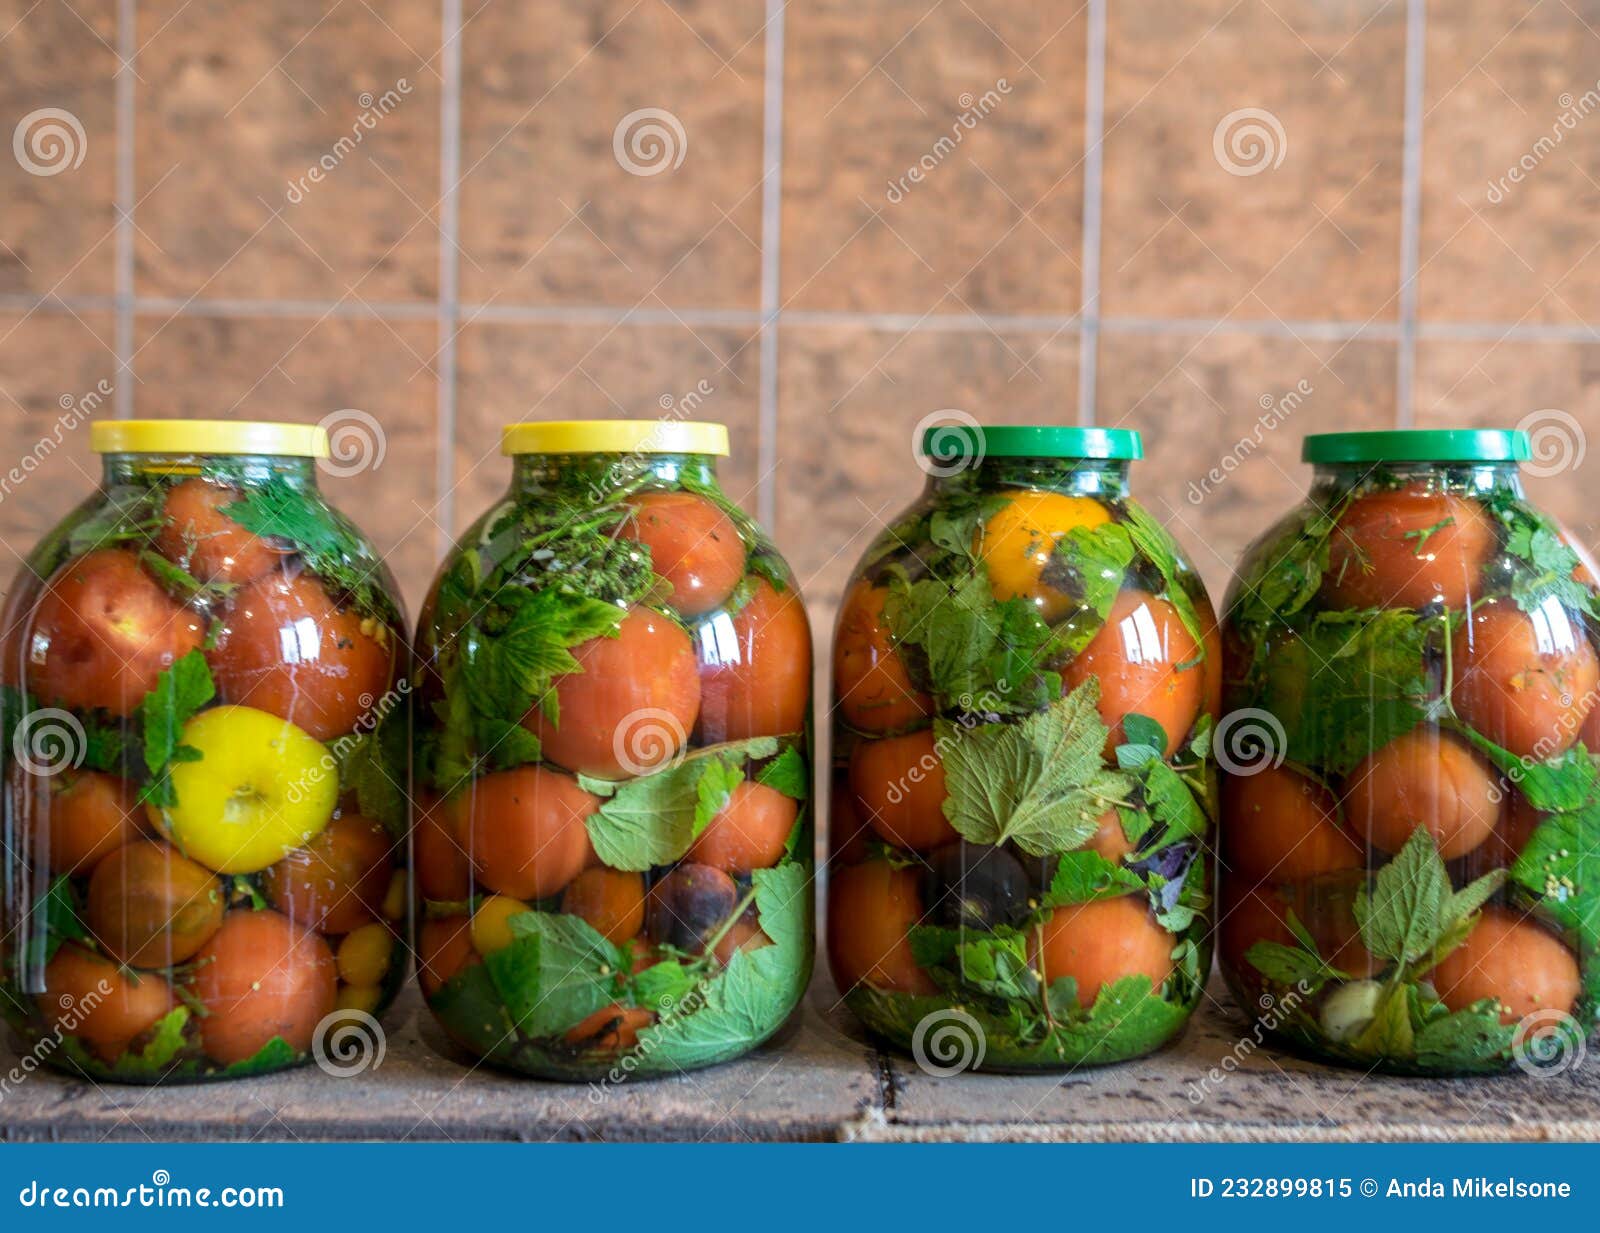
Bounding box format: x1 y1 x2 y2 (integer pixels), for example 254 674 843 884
500 420 729 457
90 419 331 458
1302 429 1531 465
919 424 1143 462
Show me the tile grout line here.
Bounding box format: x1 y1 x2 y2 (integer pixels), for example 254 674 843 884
10 291 1600 344
1395 0 1426 428
1075 0 1108 428
113 0 136 418
435 0 464 558
756 0 787 533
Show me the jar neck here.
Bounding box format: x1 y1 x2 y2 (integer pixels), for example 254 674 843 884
1309 460 1524 502
926 456 1131 499
99 452 321 488
508 451 720 497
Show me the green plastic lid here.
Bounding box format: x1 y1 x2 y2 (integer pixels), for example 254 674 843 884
1303 429 1531 464
919 424 1143 462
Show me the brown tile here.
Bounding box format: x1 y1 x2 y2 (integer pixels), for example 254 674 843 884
453 319 763 535
1096 330 1399 600
0 313 122 591
134 1 440 304
457 0 766 309
1421 1 1600 324
129 313 440 611
773 324 1080 614
0 1 118 297
781 0 1085 315
1413 338 1600 540
1101 0 1405 322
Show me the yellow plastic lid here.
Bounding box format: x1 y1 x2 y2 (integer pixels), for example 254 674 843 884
501 420 730 457
91 419 331 458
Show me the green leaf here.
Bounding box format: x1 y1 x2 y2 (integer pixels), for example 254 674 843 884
427 961 519 1064
117 1006 192 1078
139 649 215 777
332 721 408 838
1115 713 1168 771
1139 760 1208 844
631 861 811 1068
1046 523 1135 630
1511 805 1600 950
1414 1001 1518 1069
220 1036 298 1077
1351 984 1416 1057
938 679 1131 857
582 738 778 871
1120 505 1206 652
1354 828 1450 967
491 911 625 1038
462 590 627 726
754 746 809 799
1041 851 1146 907
1244 939 1342 990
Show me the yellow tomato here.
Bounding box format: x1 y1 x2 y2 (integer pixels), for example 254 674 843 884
471 894 532 955
151 705 337 874
334 984 384 1016
337 922 396 986
976 491 1111 621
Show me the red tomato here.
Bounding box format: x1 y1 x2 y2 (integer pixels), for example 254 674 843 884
1083 808 1135 864
827 860 935 995
1217 885 1296 998
564 1004 655 1050
208 569 396 741
1061 589 1203 759
524 607 700 779
86 841 224 967
1322 484 1495 610
414 791 474 902
848 729 956 852
827 770 872 866
33 771 143 875
417 914 479 998
560 868 646 944
833 580 931 733
464 766 595 900
713 917 773 966
1223 765 1362 885
1431 906 1580 1025
1451 598 1598 759
40 945 175 1065
27 549 204 716
1033 896 1175 1007
1344 730 1501 859
188 910 337 1066
686 780 798 874
619 491 744 617
696 580 811 742
156 478 289 585
262 813 394 935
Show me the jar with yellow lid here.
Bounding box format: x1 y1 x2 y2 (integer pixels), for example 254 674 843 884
413 420 813 1080
0 420 409 1082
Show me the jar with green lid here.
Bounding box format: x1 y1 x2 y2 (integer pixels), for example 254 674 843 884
1 420 409 1083
412 420 813 1080
827 424 1218 1070
1219 429 1597 1075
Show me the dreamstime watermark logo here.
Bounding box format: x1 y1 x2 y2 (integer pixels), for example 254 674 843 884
1187 980 1311 1104
1486 82 1600 204
584 379 717 500
914 408 985 478
1512 1008 1587 1077
1214 708 1287 777
0 378 112 506
312 1009 387 1077
911 1007 987 1076
13 107 86 176
318 408 387 477
1517 408 1585 478
1187 380 1313 504
1212 108 1287 176
12 708 87 776
285 80 413 204
613 707 689 776
613 108 687 177
885 79 1012 204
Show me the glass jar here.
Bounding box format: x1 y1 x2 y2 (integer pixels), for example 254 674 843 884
413 421 813 1080
0 420 409 1083
1219 429 1597 1075
827 425 1218 1070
